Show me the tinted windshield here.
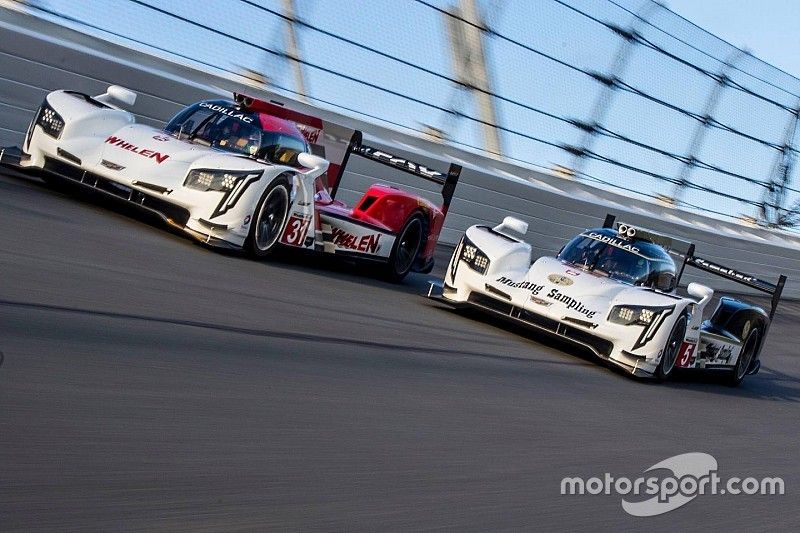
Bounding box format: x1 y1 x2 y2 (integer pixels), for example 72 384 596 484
164 101 308 163
558 230 676 290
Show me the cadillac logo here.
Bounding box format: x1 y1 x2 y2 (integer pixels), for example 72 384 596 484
529 295 552 306
548 274 574 286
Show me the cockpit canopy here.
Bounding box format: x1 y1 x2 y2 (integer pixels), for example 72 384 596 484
558 228 677 292
165 100 309 166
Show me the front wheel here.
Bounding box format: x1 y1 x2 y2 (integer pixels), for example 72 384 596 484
655 314 687 381
384 214 424 282
727 327 760 387
246 178 290 258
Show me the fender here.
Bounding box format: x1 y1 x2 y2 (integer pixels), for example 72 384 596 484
351 184 440 233
703 297 770 372
705 297 770 342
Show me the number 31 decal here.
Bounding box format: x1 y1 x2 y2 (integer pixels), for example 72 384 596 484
281 215 311 247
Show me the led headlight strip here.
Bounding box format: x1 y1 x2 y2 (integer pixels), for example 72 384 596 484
460 235 490 274
609 304 675 350
35 100 65 139
183 169 263 218
450 236 464 281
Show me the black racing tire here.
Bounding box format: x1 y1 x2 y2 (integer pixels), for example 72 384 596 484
727 327 760 387
384 214 425 283
655 313 687 381
246 177 290 258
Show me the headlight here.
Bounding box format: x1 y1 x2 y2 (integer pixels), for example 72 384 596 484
184 169 260 192
460 235 491 274
35 100 65 139
608 305 673 326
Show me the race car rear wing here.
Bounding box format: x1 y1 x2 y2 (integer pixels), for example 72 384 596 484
602 214 787 319
331 131 462 213
234 93 462 213
685 256 786 319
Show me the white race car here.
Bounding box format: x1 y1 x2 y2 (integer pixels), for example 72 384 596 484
428 214 786 385
2 86 461 281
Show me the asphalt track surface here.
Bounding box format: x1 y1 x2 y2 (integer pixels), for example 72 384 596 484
1 168 799 532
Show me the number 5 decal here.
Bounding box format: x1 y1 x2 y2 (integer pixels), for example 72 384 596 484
281 215 311 247
676 342 696 368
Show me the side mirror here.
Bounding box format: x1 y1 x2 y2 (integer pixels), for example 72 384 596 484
297 152 329 173
687 282 714 306
493 216 528 238
95 85 137 107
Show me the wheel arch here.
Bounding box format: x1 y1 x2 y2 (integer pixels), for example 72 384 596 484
707 297 770 343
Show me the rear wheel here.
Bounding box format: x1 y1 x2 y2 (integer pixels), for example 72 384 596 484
247 178 290 258
655 314 687 381
727 327 760 387
384 214 424 282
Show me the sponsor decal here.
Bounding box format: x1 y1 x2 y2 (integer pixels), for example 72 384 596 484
297 124 321 145
331 227 381 254
565 269 581 276
586 232 640 254
495 276 544 296
692 257 758 284
357 146 443 179
698 342 734 364
152 135 170 141
198 102 253 123
548 274 574 286
105 136 169 164
546 288 596 319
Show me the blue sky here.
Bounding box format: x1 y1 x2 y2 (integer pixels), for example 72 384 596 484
666 0 800 78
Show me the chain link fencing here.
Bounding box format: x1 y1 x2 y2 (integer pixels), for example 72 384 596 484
17 0 800 229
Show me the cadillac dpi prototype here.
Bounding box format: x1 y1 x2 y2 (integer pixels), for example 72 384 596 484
429 214 786 385
2 86 461 281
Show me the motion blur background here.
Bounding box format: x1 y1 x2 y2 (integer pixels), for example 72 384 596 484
13 0 800 229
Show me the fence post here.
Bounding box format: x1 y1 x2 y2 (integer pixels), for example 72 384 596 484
282 0 308 102
445 0 503 157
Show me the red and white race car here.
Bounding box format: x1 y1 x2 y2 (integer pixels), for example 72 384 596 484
2 86 461 281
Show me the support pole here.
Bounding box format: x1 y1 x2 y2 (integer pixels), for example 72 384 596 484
282 0 308 102
446 0 502 156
